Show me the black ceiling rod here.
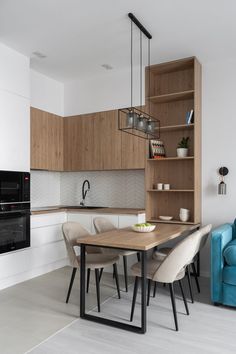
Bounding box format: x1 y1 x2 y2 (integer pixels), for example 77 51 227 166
128 13 152 39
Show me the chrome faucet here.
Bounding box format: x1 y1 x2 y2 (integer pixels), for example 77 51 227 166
80 180 90 206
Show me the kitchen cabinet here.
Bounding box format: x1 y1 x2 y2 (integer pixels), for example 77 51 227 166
32 107 146 171
31 107 63 170
121 132 147 169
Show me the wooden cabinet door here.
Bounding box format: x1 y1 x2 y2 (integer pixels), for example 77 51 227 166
47 114 64 171
121 132 146 169
30 107 48 169
98 110 122 170
31 107 63 170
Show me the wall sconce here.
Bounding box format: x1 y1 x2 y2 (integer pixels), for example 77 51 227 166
218 167 229 195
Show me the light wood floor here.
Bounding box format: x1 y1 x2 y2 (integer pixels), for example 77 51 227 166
27 270 236 354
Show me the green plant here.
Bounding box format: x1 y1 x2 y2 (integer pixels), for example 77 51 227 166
177 137 190 149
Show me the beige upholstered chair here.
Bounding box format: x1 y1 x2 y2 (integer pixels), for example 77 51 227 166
130 226 211 331
93 217 140 292
62 222 120 312
152 224 212 302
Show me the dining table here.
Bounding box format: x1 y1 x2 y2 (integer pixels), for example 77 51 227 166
77 222 200 334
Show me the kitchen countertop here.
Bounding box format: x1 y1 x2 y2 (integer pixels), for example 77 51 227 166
31 206 146 216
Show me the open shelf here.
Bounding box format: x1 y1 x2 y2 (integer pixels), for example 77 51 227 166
148 218 196 225
147 189 194 193
147 90 194 104
160 123 194 132
147 156 194 161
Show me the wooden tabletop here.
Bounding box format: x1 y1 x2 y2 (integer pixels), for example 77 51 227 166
77 223 200 251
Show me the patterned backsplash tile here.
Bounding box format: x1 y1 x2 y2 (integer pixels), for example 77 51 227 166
31 170 145 208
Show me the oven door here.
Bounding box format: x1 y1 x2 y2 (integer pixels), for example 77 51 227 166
0 171 23 203
0 210 30 254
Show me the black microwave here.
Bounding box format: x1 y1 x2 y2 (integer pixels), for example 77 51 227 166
0 171 30 204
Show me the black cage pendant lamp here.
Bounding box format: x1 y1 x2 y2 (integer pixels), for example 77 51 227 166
118 13 160 139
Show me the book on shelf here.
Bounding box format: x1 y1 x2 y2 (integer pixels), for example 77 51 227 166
149 139 166 159
185 110 194 124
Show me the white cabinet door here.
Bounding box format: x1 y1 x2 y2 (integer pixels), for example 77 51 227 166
91 214 119 234
118 214 145 228
67 213 92 233
31 224 64 247
31 212 67 228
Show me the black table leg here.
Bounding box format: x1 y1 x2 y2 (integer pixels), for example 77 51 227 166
141 251 147 334
80 244 86 318
79 244 147 334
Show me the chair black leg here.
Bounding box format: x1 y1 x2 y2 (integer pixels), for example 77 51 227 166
186 265 194 303
99 268 104 282
95 269 100 312
169 283 178 331
192 262 200 293
123 255 128 292
113 263 121 299
66 267 77 303
137 252 140 262
153 281 157 298
86 268 90 293
130 276 139 322
178 280 189 315
147 279 151 306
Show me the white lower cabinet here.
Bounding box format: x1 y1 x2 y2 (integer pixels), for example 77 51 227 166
0 210 145 290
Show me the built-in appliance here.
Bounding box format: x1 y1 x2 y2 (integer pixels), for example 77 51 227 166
0 170 30 204
0 171 30 254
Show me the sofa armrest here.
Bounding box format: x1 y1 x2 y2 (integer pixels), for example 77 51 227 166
211 223 233 303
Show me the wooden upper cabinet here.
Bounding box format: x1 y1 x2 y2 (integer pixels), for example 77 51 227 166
32 107 146 171
121 132 146 169
30 107 63 171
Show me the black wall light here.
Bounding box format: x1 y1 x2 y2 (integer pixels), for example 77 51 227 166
218 167 229 195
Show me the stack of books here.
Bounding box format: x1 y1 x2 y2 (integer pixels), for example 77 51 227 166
186 110 194 124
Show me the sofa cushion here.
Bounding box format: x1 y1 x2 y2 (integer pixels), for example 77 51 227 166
223 239 236 266
223 265 236 286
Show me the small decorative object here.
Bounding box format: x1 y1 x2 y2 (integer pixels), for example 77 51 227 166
179 208 190 222
177 137 190 158
150 139 166 158
132 223 156 233
164 184 170 190
159 216 173 221
157 183 163 190
218 167 229 195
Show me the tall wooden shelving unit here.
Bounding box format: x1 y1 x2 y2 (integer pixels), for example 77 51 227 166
145 57 201 225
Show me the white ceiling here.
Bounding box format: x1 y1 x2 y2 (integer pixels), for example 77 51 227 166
0 0 236 82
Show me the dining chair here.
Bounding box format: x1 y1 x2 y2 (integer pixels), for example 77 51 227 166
130 227 208 331
152 224 212 302
62 221 120 312
93 217 140 292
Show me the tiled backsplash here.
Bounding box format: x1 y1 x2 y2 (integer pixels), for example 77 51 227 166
31 170 145 208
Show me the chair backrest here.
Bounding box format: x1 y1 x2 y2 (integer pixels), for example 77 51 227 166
153 224 212 283
93 217 116 234
62 222 90 268
198 224 212 252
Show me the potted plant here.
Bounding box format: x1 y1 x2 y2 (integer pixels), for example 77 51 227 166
177 137 190 158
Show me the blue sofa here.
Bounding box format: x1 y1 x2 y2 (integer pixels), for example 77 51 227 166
211 221 236 307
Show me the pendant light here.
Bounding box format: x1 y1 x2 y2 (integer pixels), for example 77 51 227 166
118 13 160 139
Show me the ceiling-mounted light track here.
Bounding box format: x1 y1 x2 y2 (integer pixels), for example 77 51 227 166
118 13 160 140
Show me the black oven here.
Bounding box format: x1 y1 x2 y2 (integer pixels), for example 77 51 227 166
0 170 30 204
0 171 30 254
0 203 30 254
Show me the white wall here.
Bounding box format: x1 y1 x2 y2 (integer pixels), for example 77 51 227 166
0 43 30 171
30 69 64 116
64 66 143 116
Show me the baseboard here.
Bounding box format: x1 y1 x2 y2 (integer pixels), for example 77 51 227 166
0 258 69 290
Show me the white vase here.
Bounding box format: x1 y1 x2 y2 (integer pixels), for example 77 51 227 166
177 148 188 158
